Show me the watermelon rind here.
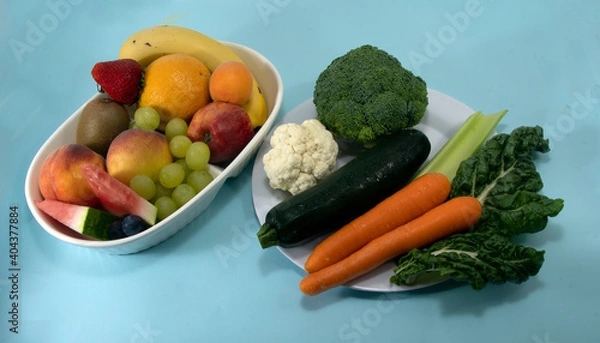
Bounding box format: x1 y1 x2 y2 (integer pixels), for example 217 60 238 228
36 199 117 240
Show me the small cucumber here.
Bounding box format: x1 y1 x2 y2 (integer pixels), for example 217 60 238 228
257 129 431 248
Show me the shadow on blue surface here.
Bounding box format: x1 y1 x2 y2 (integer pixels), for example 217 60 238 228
299 275 545 317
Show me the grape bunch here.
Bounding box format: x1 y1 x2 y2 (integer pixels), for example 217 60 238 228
129 107 214 221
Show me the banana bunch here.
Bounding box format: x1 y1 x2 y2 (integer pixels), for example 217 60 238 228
118 25 267 128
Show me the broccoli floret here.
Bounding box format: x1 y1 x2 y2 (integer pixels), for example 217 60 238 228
313 45 428 146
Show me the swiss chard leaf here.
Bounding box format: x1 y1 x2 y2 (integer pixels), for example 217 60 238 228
478 191 565 236
450 126 564 236
391 232 545 290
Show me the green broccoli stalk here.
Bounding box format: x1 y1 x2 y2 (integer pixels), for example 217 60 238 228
313 45 428 146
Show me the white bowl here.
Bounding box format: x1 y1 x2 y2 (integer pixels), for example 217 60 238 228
24 41 283 254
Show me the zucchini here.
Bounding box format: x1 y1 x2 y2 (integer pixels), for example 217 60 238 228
257 129 431 249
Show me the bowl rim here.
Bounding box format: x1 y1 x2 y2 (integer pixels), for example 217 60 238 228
24 41 284 250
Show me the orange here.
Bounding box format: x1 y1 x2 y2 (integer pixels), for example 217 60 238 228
138 54 211 129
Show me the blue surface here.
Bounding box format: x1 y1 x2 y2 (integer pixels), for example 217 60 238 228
1 1 599 342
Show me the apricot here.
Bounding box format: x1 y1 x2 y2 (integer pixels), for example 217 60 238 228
38 144 106 207
106 128 172 185
209 61 254 106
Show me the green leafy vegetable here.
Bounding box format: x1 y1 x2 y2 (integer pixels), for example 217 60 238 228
450 126 564 236
474 191 565 237
390 232 545 290
391 125 564 290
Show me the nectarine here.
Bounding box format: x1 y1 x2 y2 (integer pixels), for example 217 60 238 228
38 144 105 207
106 129 172 185
38 148 58 201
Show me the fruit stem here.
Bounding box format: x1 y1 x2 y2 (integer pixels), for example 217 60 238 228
203 132 212 144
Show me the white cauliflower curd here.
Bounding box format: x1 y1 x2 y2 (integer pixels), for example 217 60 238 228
263 119 338 195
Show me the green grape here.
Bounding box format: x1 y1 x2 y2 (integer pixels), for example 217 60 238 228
159 163 185 188
129 174 156 200
169 135 192 158
172 184 196 207
153 182 173 202
155 196 178 221
165 118 188 141
175 159 193 178
187 169 214 193
186 141 211 170
134 107 161 131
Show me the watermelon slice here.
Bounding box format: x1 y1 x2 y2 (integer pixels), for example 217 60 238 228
36 199 117 240
80 163 157 226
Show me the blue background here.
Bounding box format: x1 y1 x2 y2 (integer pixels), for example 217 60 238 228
1 0 599 342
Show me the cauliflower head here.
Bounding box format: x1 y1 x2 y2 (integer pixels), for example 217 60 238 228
263 119 338 195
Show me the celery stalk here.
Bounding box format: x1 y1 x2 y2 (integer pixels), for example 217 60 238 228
415 109 507 182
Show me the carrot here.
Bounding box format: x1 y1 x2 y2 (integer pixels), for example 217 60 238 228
299 196 482 296
304 173 452 273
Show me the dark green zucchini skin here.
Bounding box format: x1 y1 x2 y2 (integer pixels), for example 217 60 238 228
257 129 431 249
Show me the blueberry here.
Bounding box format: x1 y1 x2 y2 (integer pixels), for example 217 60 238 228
121 215 149 237
108 217 126 240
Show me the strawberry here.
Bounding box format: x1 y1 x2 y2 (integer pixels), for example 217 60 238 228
91 59 143 105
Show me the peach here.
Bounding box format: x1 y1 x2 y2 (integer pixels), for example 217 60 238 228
209 61 254 106
38 148 58 200
106 128 172 185
38 144 106 207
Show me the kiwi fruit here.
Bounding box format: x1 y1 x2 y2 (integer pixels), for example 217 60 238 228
76 97 131 156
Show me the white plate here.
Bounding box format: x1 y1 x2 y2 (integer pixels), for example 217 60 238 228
251 89 475 292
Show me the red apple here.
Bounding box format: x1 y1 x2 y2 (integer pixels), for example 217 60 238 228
187 102 254 164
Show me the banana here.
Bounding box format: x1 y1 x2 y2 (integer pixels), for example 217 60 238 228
118 25 268 128
242 80 268 128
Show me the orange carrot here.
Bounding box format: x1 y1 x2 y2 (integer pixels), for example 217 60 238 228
299 196 482 296
304 173 452 273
